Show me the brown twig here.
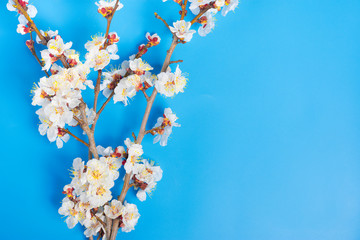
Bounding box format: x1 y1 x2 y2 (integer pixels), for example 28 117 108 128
136 36 179 144
180 0 188 20
135 6 213 144
94 91 114 124
62 129 89 147
144 126 161 135
93 70 102 113
79 102 99 159
154 12 171 30
105 217 112 240
92 211 107 229
28 33 50 77
92 0 121 132
104 0 120 40
141 89 150 101
73 115 82 124
109 173 132 240
169 60 183 65
132 132 137 142
135 45 149 59
97 230 104 240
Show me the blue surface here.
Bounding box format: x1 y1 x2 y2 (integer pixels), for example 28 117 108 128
1 0 360 239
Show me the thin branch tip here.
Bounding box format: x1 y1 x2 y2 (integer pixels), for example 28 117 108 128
154 12 171 30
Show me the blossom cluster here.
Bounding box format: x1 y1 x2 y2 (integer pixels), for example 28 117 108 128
112 58 154 105
58 149 139 237
31 30 120 149
165 0 239 38
100 32 160 106
8 0 239 238
58 138 164 237
85 33 120 71
32 58 94 148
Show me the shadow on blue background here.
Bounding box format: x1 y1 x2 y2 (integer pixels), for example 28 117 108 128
1 0 360 239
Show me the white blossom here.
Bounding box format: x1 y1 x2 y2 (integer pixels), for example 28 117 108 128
16 16 30 35
41 50 58 71
47 35 72 57
70 158 87 191
133 160 163 201
198 9 217 37
124 138 143 173
222 0 239 16
113 80 136 106
120 202 140 233
152 108 180 146
155 65 187 97
58 198 80 229
169 20 196 42
129 58 153 75
87 182 113 207
83 213 105 237
100 156 122 180
101 68 126 97
104 199 123 219
86 159 111 186
43 96 74 128
85 36 105 51
86 49 111 71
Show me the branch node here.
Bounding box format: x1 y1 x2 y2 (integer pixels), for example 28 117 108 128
132 132 137 142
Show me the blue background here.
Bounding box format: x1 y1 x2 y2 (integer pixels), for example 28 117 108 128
1 0 360 239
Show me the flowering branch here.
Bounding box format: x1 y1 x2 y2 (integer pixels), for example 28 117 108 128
93 0 121 118
7 0 239 239
13 0 70 69
13 0 46 44
104 0 120 40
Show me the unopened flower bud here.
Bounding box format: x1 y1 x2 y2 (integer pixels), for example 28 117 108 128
25 39 34 52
